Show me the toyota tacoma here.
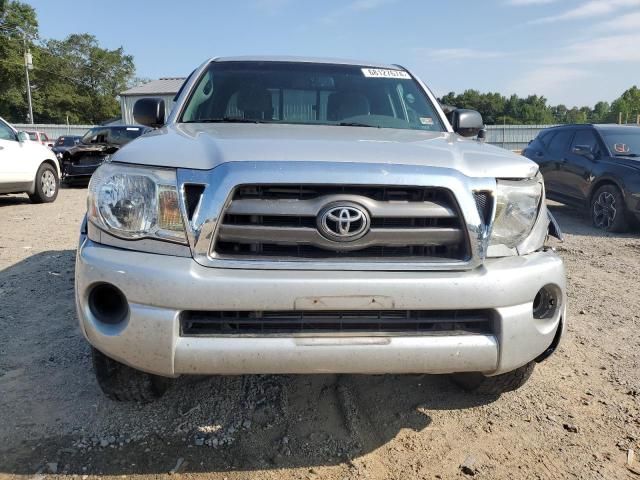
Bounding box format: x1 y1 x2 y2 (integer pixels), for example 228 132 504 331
75 57 566 401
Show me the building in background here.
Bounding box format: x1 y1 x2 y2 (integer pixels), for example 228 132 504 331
119 77 186 125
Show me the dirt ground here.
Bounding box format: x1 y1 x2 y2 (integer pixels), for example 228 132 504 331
1 187 639 480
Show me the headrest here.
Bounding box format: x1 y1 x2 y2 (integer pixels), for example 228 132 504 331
236 87 273 113
327 92 371 121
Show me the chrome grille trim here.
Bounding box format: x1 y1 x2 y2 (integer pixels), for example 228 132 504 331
225 194 456 218
176 161 496 271
217 225 464 251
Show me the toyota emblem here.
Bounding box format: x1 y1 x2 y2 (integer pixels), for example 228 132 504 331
317 202 370 242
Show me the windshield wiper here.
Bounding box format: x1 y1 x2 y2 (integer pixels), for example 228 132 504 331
337 122 379 128
615 152 639 157
183 117 264 124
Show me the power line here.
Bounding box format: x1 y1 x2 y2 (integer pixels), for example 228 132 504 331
0 57 114 90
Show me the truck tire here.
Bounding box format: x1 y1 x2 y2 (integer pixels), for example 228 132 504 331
28 163 59 203
590 184 628 233
92 347 173 402
450 362 535 395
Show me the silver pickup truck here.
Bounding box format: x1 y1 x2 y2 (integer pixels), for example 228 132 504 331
75 56 566 402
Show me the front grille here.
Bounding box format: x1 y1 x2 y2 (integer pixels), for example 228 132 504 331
233 185 446 201
473 191 493 226
215 242 453 259
75 155 105 166
223 214 459 229
180 310 494 336
211 184 470 262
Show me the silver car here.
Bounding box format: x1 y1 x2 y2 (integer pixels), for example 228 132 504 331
75 57 566 401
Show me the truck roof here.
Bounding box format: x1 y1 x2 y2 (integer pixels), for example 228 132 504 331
210 55 404 70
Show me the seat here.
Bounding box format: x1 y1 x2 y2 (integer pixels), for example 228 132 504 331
236 87 274 120
327 92 371 121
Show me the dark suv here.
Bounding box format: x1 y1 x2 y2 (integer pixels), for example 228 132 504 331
523 124 640 232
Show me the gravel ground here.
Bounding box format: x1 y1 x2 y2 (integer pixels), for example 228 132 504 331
1 187 639 480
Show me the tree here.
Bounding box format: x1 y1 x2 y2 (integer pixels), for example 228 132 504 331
438 89 639 126
36 34 135 123
591 101 611 123
0 0 38 122
611 86 640 123
0 1 135 124
550 104 567 123
439 90 506 124
519 95 554 124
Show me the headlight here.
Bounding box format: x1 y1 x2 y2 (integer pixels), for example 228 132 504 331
489 176 542 249
88 162 186 244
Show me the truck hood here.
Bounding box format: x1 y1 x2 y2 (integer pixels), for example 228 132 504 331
114 123 538 179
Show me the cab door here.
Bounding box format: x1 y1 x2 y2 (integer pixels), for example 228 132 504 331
541 129 574 199
561 129 600 202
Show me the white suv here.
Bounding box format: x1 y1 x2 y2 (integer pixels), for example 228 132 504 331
0 117 60 203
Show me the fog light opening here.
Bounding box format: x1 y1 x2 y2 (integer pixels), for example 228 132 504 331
89 283 129 325
533 285 559 320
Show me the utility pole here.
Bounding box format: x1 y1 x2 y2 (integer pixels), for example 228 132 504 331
22 32 34 125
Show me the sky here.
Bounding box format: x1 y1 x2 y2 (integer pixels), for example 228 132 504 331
26 0 640 107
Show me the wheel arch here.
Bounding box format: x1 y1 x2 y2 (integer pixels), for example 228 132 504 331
28 159 60 196
588 177 624 204
41 158 60 177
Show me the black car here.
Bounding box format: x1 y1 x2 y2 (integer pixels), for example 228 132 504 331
523 124 640 232
61 126 150 182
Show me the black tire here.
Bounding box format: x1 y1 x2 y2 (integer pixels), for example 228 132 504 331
450 362 535 395
590 184 628 233
92 347 173 402
28 163 59 203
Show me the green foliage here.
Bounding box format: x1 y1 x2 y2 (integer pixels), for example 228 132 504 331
0 0 38 121
611 86 640 124
440 87 640 126
0 0 135 124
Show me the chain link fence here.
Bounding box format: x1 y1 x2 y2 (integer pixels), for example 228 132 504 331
13 124 95 139
484 124 558 151
14 123 557 151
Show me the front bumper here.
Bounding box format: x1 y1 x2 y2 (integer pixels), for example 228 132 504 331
76 239 566 377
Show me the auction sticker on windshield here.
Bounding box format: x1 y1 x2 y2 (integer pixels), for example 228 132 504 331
361 68 411 79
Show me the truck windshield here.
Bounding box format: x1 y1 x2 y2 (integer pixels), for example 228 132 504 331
81 127 145 146
56 136 80 147
180 61 444 132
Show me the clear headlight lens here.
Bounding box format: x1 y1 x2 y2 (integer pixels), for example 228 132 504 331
489 177 542 249
88 162 186 243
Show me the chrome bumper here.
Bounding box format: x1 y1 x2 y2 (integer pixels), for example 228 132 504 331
76 239 566 377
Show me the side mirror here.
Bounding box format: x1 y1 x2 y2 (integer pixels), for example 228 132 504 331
451 109 484 137
133 97 165 128
17 131 29 143
572 145 595 160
